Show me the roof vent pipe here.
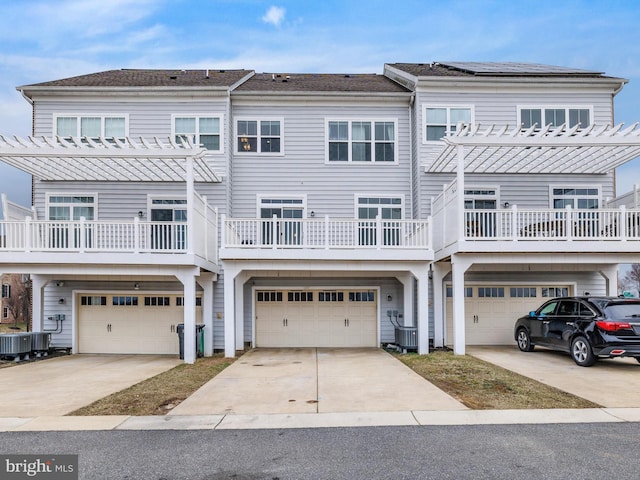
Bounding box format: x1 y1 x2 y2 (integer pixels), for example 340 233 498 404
205 69 209 78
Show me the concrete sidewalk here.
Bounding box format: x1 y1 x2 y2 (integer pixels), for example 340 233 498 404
2 407 640 432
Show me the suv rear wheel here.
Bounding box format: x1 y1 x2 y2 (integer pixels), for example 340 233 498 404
571 336 596 367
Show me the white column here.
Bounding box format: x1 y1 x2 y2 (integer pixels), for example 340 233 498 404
398 273 414 327
234 273 247 351
31 275 48 333
432 262 451 348
186 155 195 254
223 263 239 358
451 254 471 356
197 272 215 357
600 265 619 296
413 265 430 355
456 145 466 242
177 271 197 364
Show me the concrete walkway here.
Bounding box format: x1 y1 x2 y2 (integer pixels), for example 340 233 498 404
169 348 466 415
468 346 640 408
0 354 180 416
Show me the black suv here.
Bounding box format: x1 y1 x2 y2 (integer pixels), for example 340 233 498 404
514 296 640 366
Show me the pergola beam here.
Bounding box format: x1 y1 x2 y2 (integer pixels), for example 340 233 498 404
0 136 221 183
429 123 640 174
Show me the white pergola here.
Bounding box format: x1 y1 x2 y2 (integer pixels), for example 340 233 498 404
430 122 640 175
0 136 221 364
431 123 640 356
0 135 220 182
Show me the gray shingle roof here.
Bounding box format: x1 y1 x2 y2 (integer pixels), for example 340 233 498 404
388 62 611 78
234 73 410 93
19 69 253 88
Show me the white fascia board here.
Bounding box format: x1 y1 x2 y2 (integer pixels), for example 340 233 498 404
18 86 232 101
414 76 628 92
383 65 419 90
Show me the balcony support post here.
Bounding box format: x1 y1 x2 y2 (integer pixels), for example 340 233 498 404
197 272 215 357
451 254 471 356
177 270 197 364
31 274 48 334
413 265 430 355
432 262 451 348
235 272 249 351
599 265 619 296
223 262 241 358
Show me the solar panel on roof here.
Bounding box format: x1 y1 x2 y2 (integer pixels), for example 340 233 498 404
439 62 602 75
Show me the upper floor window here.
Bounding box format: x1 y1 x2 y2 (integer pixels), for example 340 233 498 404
47 194 96 221
551 187 599 209
519 106 592 130
1 284 10 298
173 116 221 151
236 119 282 154
424 106 472 142
327 120 397 162
55 115 127 140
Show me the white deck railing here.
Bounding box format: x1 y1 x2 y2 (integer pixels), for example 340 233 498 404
0 215 218 263
222 216 431 249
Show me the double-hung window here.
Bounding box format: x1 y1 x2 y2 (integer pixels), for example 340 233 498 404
1 284 10 298
519 106 592 130
327 120 397 162
55 115 127 140
236 119 282 154
174 116 221 151
424 106 472 142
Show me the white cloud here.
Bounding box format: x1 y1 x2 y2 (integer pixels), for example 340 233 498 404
262 6 286 27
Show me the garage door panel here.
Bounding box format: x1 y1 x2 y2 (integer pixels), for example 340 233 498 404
255 289 377 348
446 285 570 346
78 294 202 355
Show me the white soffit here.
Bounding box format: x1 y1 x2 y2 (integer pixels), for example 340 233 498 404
429 123 640 174
0 136 221 182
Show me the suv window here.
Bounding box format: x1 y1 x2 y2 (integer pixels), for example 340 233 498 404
539 302 558 315
578 302 596 317
557 301 578 316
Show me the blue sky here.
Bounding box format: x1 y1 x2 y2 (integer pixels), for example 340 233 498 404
1 0 640 210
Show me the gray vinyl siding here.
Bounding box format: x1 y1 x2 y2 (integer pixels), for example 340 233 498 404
230 103 412 218
415 87 614 168
419 172 615 217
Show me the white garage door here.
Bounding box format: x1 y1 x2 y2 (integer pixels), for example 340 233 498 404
446 285 571 345
78 294 203 354
255 289 378 348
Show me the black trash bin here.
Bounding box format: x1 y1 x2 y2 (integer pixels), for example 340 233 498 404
177 323 205 359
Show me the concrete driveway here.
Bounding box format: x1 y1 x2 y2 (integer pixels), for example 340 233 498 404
169 348 466 415
469 346 640 407
0 354 180 417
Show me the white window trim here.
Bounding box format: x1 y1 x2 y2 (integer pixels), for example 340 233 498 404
235 117 285 156
171 114 224 153
324 118 399 164
422 105 475 144
147 195 188 220
548 185 602 209
517 105 594 129
2 306 8 318
257 194 307 217
53 114 129 138
463 185 501 208
45 193 98 220
354 194 405 219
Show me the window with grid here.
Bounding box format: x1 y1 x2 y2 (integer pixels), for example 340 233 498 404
174 116 221 151
55 115 127 140
519 107 591 129
327 120 396 162
424 106 472 141
1 284 9 298
237 119 282 153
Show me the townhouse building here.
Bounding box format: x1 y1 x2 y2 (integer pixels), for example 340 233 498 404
1 61 640 363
